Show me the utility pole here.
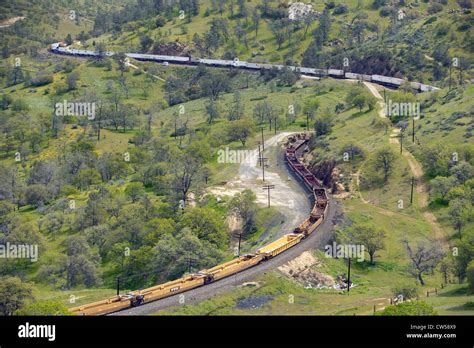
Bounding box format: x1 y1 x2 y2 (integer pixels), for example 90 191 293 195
116 276 120 296
238 233 242 256
448 64 452 91
256 141 261 166
412 117 415 143
399 129 404 155
260 157 268 182
347 257 351 293
306 113 309 131
410 176 415 205
174 112 178 142
261 127 265 151
262 184 275 207
187 258 195 274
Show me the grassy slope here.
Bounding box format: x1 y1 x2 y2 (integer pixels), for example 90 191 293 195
86 0 470 77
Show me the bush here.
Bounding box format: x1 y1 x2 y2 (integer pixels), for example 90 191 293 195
457 0 472 8
392 286 418 300
378 301 437 315
428 3 443 14
11 98 29 112
155 16 166 27
372 0 387 9
467 260 474 293
379 6 394 16
25 184 50 207
125 182 145 202
436 25 449 36
30 74 53 87
15 300 72 316
333 3 349 15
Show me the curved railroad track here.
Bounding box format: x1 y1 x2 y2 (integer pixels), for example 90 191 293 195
113 198 339 315
69 134 339 315
112 137 340 315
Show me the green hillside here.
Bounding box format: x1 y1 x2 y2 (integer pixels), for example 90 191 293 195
0 0 472 316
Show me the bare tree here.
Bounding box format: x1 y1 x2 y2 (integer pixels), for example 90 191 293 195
404 239 445 286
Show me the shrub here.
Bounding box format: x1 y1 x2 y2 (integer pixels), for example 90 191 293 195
467 260 474 293
30 74 53 87
333 4 349 15
457 0 472 8
428 3 443 14
379 6 394 16
155 16 166 27
15 300 72 316
378 301 437 315
392 286 419 300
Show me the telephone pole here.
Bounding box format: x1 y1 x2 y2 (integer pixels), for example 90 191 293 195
260 157 268 182
448 64 452 91
238 233 242 256
412 118 415 143
262 184 275 208
260 127 265 151
116 276 120 296
410 176 415 205
347 257 351 293
256 141 261 166
187 258 196 274
399 129 404 154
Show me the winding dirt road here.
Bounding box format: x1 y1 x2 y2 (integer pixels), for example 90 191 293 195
209 132 312 246
362 82 447 245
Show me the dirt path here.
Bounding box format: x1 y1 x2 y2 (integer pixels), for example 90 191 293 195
0 16 25 28
209 132 312 246
127 62 166 82
363 82 447 245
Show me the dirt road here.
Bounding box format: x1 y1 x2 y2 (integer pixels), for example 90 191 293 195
209 132 312 246
112 133 340 315
0 16 25 28
363 82 447 245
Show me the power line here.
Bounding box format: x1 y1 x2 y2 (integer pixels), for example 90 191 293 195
262 184 275 208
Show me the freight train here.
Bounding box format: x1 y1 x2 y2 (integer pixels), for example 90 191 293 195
70 133 327 315
49 42 439 92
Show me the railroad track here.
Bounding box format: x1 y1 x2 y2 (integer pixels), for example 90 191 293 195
112 197 338 315
48 42 439 92
71 133 338 315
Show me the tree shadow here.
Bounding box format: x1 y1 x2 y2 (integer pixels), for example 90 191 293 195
437 285 469 297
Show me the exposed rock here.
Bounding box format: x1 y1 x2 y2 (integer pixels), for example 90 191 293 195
287 2 319 21
150 41 192 56
278 251 336 288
